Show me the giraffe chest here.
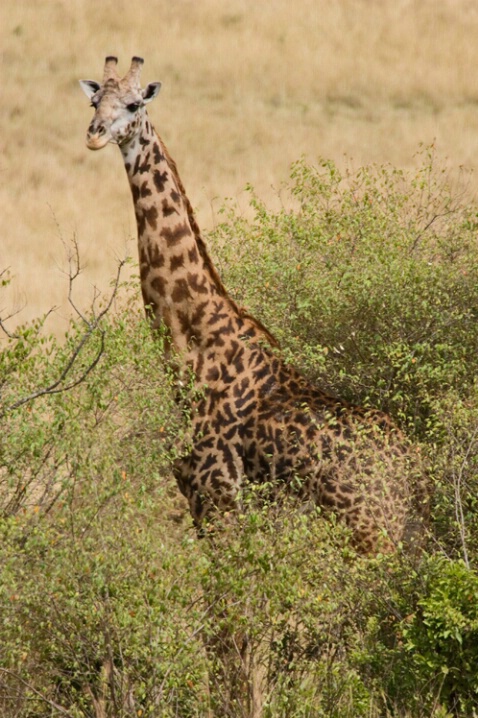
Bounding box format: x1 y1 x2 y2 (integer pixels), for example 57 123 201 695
191 356 339 484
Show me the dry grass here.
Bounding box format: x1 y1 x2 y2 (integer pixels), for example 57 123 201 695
2 0 478 333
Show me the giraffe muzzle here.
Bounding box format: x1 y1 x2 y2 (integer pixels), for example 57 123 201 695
86 126 111 150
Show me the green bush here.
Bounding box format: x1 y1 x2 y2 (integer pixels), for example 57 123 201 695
403 556 478 715
4 150 478 716
211 148 478 438
0 284 205 717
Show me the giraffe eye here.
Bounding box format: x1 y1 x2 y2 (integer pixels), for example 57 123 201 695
127 102 141 113
90 101 98 109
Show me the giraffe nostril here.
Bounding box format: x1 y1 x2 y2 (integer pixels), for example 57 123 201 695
88 124 106 137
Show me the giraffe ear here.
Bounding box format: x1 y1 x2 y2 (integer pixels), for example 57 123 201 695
142 82 161 104
79 80 101 100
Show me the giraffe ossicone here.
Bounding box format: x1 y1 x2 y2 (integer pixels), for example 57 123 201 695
80 56 429 553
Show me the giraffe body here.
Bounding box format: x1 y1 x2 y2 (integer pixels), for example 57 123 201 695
80 57 427 553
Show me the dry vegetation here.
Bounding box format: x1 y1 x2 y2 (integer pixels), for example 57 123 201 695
2 0 478 331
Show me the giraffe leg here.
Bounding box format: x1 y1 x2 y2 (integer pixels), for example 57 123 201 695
174 441 260 714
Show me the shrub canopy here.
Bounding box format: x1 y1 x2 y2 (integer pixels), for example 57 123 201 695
2 151 478 716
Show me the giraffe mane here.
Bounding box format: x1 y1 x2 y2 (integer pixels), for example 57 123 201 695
159 140 279 349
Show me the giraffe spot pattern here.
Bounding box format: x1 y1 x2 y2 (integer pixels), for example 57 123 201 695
148 242 165 268
169 253 185 272
188 246 199 264
133 153 151 175
187 272 210 295
153 169 169 192
162 198 179 217
151 275 169 297
171 278 191 303
160 222 192 247
174 339 429 554
140 181 152 198
144 205 158 230
152 141 164 164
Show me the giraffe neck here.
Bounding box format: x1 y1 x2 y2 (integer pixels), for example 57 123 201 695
120 114 274 372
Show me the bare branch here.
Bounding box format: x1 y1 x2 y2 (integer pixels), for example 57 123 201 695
410 207 459 254
451 426 478 569
0 268 25 339
0 315 20 340
64 236 88 324
1 258 126 416
0 667 75 717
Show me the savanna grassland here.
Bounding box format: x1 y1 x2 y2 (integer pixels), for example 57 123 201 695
2 0 478 330
5 2 478 717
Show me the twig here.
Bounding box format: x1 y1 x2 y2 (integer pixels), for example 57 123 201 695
0 267 30 339
0 667 75 717
2 258 125 416
410 207 458 254
451 426 478 569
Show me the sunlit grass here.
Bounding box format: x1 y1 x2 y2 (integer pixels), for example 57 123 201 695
1 0 478 333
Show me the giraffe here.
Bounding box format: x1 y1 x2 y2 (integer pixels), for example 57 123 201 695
80 56 428 554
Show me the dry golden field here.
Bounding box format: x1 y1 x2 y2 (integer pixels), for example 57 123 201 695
2 0 478 332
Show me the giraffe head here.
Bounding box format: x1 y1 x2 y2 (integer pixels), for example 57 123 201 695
79 56 161 150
